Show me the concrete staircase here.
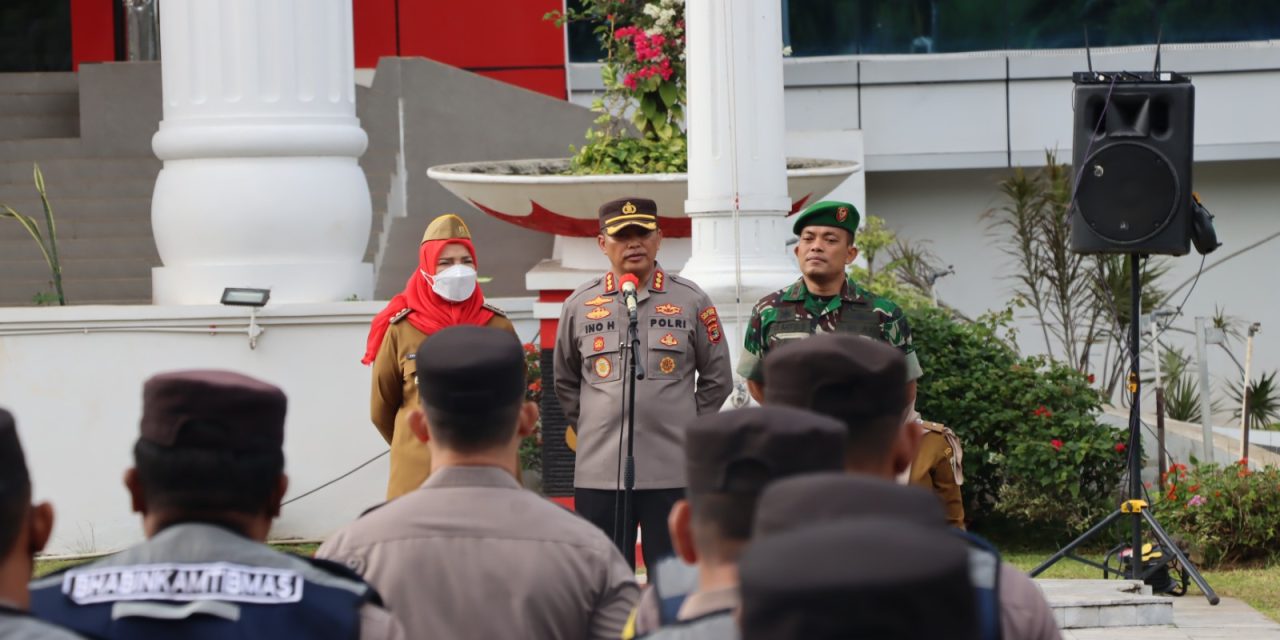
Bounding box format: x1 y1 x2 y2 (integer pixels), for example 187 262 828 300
0 68 161 306
1039 580 1174 629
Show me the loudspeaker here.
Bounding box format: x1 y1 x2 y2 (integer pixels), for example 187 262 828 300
1071 72 1195 255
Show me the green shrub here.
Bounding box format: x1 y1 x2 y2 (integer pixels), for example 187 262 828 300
1153 461 1280 566
911 306 1127 533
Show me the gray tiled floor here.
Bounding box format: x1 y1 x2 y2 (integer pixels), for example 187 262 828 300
1061 596 1280 639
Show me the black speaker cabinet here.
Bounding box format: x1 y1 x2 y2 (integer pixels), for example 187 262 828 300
1071 72 1195 255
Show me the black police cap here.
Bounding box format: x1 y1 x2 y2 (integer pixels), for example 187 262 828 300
685 406 846 495
416 326 526 413
763 333 909 427
739 518 979 640
140 370 287 452
754 472 946 538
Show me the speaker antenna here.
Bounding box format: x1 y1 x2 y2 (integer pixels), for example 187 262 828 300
1153 24 1164 74
1084 26 1095 74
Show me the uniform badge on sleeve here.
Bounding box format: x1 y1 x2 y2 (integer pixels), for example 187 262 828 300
659 356 677 374
593 336 605 352
594 356 612 378
655 303 682 316
586 307 612 320
700 307 723 344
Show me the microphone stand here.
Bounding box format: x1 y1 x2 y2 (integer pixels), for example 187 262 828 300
620 297 645 566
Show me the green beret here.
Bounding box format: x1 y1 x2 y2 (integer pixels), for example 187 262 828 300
792 200 860 237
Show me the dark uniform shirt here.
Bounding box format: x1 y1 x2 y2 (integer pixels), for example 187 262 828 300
738 276 922 383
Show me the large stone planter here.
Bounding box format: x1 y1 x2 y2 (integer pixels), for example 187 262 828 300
426 157 858 239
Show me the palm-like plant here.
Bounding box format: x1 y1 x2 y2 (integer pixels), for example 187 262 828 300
1229 371 1280 430
0 164 65 305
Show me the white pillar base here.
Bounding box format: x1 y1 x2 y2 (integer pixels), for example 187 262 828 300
678 210 798 304
153 261 372 305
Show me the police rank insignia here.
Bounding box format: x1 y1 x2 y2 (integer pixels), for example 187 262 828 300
659 356 677 374
584 295 611 307
652 270 665 291
836 206 849 222
655 303 682 316
594 356 612 378
659 333 679 347
586 307 612 320
593 336 605 352
700 307 723 344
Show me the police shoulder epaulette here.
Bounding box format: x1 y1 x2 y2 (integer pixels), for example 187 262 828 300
483 302 507 317
389 308 411 324
921 420 948 434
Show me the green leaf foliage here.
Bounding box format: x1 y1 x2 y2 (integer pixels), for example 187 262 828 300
1153 461 1280 567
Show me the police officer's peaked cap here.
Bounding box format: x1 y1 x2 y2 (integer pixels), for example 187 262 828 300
685 407 846 495
140 370 287 451
599 197 659 236
754 472 945 538
0 408 30 497
416 326 526 412
739 518 980 640
791 200 860 237
764 333 909 426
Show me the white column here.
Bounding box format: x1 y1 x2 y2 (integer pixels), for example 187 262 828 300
680 0 797 305
150 0 373 304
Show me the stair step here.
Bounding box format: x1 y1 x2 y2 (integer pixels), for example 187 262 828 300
0 196 152 219
1039 580 1174 629
0 93 79 117
0 236 159 260
0 277 152 306
0 158 160 183
0 177 155 200
0 115 79 141
0 138 85 160
0 72 79 94
0 217 151 241
0 257 155 280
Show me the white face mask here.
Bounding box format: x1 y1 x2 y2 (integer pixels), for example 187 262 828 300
422 264 478 302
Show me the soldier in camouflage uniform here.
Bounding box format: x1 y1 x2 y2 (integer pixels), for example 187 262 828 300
738 200 922 404
738 200 964 525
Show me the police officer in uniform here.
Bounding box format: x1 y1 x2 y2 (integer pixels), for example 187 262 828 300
0 409 85 640
364 214 517 500
624 407 847 639
554 197 733 569
319 326 638 640
762 335 1061 640
29 371 405 640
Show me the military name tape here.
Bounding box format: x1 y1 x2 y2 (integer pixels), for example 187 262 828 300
63 562 304 605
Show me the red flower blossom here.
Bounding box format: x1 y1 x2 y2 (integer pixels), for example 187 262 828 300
1050 439 1063 451
1087 373 1096 384
1115 442 1126 453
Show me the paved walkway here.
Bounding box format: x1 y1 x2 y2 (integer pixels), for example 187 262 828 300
1062 596 1280 639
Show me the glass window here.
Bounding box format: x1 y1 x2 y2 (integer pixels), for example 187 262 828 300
0 0 72 72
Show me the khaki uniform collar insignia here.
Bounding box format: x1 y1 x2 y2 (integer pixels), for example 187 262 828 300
390 308 411 324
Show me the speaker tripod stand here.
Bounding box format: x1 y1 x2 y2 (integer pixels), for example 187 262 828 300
1030 253 1218 606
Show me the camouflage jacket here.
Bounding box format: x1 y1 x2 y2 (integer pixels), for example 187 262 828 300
737 276 922 382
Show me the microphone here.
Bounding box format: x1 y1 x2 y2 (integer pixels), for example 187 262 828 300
619 273 640 319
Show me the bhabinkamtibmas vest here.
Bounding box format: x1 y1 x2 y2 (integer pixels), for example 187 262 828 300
29 523 377 640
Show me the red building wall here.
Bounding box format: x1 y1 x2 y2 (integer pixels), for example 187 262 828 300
71 0 568 100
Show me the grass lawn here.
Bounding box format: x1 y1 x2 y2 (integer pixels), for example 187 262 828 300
1007 550 1280 623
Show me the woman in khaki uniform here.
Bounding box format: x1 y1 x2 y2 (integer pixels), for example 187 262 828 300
362 214 515 499
908 419 967 530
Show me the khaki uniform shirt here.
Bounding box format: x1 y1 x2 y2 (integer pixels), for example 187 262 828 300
908 421 966 530
317 466 639 640
370 307 515 499
554 266 733 490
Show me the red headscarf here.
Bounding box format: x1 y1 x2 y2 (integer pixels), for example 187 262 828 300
362 238 496 364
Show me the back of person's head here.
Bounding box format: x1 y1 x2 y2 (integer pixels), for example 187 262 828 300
753 472 945 538
414 325 528 453
132 370 287 518
0 409 32 558
738 518 979 640
681 407 846 562
762 334 910 470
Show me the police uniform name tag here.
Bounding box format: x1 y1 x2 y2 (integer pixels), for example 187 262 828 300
62 562 304 605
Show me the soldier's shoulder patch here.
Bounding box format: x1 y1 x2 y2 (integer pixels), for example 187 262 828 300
389 308 411 324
